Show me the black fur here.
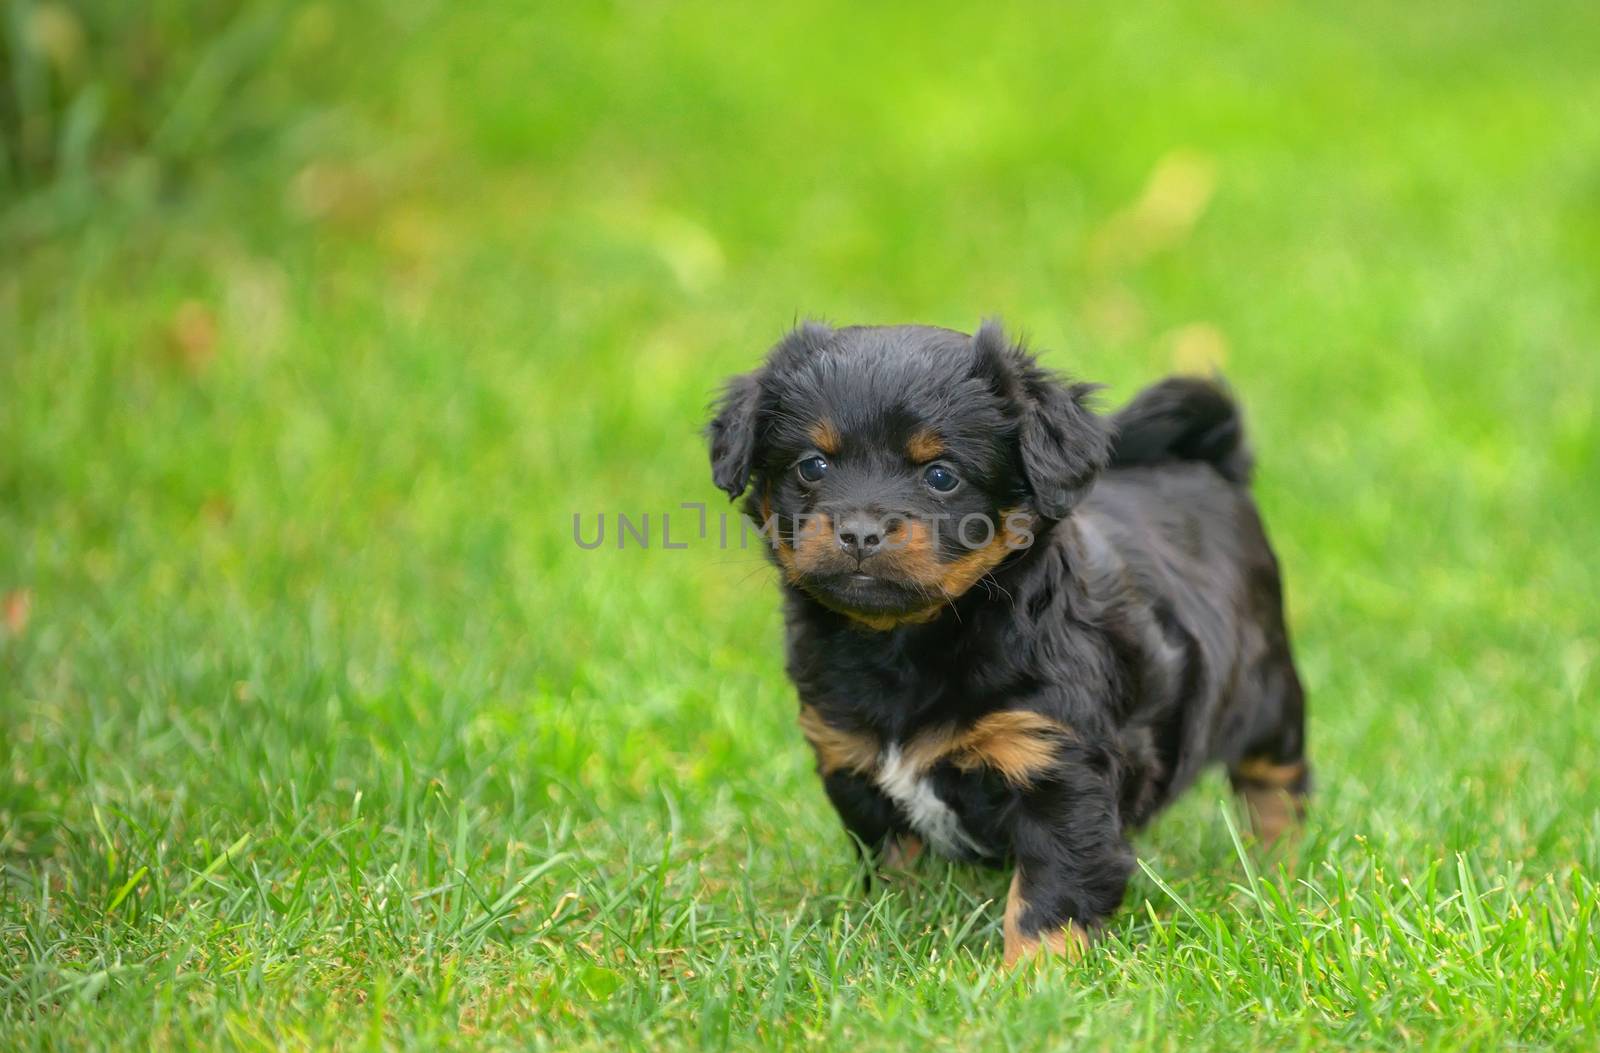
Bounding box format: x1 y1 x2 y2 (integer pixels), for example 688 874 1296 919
1108 374 1255 485
707 321 1308 956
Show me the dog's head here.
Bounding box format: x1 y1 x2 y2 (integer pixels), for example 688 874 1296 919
707 321 1111 628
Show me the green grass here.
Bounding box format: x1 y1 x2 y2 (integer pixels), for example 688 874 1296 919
4 2 1600 1048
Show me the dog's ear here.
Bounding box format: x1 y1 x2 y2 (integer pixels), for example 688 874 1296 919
972 319 1111 520
706 370 764 499
1019 374 1112 519
706 323 834 499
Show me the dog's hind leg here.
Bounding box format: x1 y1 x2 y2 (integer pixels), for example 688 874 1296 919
1228 649 1310 845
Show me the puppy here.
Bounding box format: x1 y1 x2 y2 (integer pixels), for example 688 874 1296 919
707 321 1308 965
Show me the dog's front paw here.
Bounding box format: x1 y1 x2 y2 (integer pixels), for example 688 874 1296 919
1002 871 1094 967
1003 920 1092 968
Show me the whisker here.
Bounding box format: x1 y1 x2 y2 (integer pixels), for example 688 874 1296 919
980 573 1015 606
936 582 962 624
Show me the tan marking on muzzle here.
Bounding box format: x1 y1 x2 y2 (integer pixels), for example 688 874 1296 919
905 429 944 462
765 489 837 586
763 489 800 582
936 511 1034 598
826 509 1037 632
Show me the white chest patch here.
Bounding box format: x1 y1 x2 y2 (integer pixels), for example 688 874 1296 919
875 746 984 859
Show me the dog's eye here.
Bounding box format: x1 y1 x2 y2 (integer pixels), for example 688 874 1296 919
923 464 959 493
796 456 829 483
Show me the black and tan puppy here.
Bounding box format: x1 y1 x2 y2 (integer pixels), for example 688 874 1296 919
707 321 1308 965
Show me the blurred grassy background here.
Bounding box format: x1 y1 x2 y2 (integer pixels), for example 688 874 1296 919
3 2 1600 1049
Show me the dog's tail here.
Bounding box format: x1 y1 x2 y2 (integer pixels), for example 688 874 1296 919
1108 376 1254 486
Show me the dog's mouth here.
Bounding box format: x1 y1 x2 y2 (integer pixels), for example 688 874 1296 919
796 569 938 618
770 507 1035 627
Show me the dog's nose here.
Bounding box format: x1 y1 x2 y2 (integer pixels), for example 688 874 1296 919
836 514 887 561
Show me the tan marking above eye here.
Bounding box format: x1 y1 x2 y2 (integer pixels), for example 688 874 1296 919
808 420 841 455
906 429 944 462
